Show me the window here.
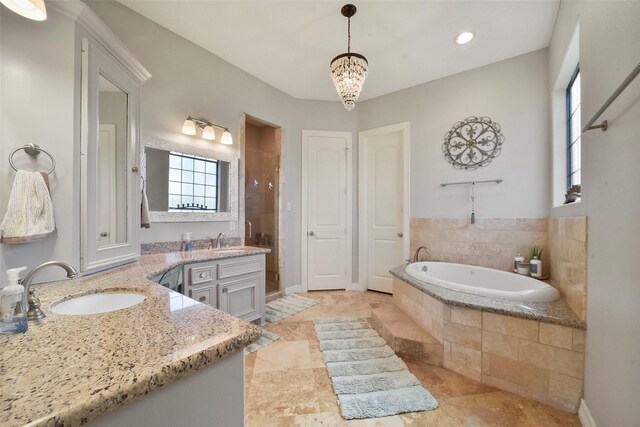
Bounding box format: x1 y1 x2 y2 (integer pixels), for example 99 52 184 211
168 152 219 211
566 65 581 187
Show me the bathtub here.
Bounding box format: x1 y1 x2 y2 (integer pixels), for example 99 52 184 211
405 262 560 303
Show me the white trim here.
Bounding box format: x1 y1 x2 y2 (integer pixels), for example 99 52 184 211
348 282 366 292
301 130 353 292
49 1 151 84
579 399 597 427
358 122 411 293
284 285 304 296
141 135 239 223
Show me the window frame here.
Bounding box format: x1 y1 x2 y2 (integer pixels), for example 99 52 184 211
566 65 581 189
168 151 220 212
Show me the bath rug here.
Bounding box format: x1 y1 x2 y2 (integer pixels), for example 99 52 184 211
245 329 280 353
313 317 438 420
264 294 319 322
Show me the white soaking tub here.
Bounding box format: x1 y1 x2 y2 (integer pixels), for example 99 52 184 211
405 262 559 303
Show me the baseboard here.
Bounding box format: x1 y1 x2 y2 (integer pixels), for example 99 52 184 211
348 282 367 291
579 399 597 427
284 285 304 296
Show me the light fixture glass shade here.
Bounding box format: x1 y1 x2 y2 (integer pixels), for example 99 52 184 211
221 130 233 145
181 118 197 135
202 125 216 140
330 53 368 111
0 0 47 20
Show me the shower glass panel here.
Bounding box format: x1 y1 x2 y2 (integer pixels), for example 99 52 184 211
245 121 280 295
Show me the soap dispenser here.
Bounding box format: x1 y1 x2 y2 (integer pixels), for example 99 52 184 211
0 266 28 335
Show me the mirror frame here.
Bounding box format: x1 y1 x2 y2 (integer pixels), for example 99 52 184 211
141 135 239 222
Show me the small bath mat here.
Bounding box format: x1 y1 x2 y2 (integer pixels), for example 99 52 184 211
313 316 438 420
264 294 319 322
245 329 280 353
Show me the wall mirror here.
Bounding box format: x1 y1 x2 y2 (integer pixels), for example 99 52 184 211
141 135 239 222
80 35 150 273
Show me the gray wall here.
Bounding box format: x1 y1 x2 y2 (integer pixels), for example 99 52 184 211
548 1 640 425
357 48 551 220
0 7 79 282
85 1 358 290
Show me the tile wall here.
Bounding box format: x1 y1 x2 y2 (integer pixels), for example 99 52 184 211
410 218 549 273
548 217 587 320
393 278 585 413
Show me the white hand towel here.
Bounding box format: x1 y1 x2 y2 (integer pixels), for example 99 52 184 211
0 170 56 243
141 186 151 229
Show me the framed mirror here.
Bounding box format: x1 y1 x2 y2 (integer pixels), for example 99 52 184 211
141 135 239 222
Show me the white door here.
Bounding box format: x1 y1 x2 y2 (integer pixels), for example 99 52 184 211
303 131 352 291
359 123 409 294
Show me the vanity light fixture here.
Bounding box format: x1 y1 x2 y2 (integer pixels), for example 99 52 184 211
330 4 368 111
454 31 474 45
181 116 233 145
0 0 46 20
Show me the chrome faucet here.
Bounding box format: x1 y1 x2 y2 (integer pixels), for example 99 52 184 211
413 246 432 263
21 261 79 321
215 232 228 249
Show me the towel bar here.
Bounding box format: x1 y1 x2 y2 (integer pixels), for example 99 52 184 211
8 144 56 174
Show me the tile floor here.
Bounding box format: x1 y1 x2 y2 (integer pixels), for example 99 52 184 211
245 291 581 426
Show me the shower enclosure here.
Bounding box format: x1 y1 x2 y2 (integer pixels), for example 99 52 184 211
244 117 281 295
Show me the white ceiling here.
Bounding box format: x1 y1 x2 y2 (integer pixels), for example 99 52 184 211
118 0 559 102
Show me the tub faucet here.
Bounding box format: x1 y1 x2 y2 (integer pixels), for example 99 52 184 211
21 261 79 321
413 246 432 263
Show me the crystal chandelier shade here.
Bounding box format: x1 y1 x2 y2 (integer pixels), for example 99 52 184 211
330 4 368 111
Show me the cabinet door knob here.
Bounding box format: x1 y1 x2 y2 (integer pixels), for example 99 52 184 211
397 232 403 238
99 232 108 238
222 288 228 293
198 296 207 302
199 272 207 279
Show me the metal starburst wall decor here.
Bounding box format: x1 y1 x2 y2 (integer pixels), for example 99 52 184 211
442 116 504 170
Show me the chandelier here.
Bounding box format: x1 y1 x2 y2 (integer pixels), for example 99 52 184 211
330 4 368 111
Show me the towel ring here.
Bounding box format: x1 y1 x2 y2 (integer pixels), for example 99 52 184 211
9 144 56 174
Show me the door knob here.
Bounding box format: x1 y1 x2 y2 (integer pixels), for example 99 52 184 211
397 233 403 238
308 231 315 236
99 232 108 238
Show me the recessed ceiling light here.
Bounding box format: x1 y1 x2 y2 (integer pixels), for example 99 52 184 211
455 32 474 45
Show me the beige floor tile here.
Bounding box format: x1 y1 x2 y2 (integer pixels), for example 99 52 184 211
246 290 580 427
253 340 325 373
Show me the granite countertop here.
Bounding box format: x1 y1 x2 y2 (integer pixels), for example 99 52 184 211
0 247 269 427
390 266 586 329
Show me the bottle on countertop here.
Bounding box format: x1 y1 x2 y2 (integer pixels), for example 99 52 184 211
183 232 193 252
513 254 524 273
0 266 28 335
530 256 543 278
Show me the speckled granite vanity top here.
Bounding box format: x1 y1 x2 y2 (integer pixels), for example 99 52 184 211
0 247 268 427
391 266 586 329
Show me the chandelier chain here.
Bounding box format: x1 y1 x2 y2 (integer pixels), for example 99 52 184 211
347 17 351 54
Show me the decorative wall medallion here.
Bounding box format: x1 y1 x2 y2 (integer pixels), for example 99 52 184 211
442 116 504 170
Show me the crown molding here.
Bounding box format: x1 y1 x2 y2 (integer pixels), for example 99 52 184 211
48 0 151 84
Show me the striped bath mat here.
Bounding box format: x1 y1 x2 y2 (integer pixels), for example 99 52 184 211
313 317 438 420
264 294 319 322
245 329 280 353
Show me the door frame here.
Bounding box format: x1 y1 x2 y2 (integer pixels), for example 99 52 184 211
301 130 353 292
358 122 411 292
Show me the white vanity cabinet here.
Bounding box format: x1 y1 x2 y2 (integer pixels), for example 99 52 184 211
184 254 265 323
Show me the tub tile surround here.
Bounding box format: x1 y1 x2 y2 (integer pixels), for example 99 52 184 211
548 217 588 320
393 278 585 413
410 217 550 273
410 216 588 321
0 248 266 427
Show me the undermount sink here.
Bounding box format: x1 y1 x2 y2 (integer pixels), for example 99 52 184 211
51 292 146 315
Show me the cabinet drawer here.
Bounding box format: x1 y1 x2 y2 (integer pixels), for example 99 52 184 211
189 265 215 285
190 285 215 306
217 256 263 280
